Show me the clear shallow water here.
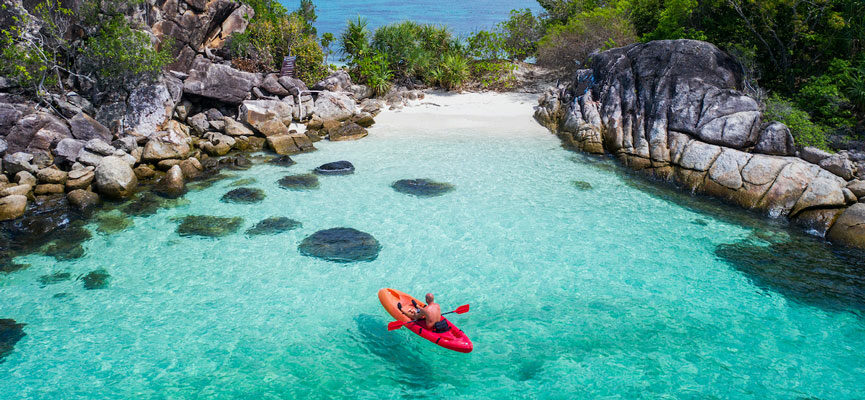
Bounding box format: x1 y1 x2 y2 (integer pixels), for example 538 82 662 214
282 0 542 36
2 94 865 398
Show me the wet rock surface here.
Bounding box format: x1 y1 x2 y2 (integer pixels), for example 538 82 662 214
0 319 26 363
268 155 296 167
81 269 110 290
314 161 355 175
38 271 71 286
298 227 381 263
221 187 265 204
391 179 455 197
245 217 301 236
176 215 243 237
278 174 319 190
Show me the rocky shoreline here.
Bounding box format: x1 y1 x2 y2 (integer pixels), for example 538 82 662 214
0 0 434 271
534 39 865 250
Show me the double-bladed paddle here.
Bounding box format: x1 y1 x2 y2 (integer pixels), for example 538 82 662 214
387 304 470 331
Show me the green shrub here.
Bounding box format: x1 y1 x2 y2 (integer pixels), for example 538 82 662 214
537 5 637 70
497 9 543 61
339 16 372 66
764 94 830 151
357 52 393 96
81 15 173 89
467 30 505 60
795 74 854 129
471 60 517 90
438 52 469 90
230 2 327 84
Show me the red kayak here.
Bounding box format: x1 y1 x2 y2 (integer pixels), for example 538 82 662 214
378 288 473 353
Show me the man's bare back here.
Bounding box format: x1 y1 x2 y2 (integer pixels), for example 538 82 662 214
399 293 444 330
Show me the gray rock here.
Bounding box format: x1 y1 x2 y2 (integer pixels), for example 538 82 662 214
313 91 356 122
261 74 290 96
15 171 36 186
187 113 210 135
312 70 352 92
679 141 721 171
96 75 183 136
76 149 103 167
112 137 138 153
84 139 116 156
174 99 193 121
94 156 137 198
5 112 71 153
279 76 308 96
67 189 100 211
204 108 224 121
800 147 832 165
183 57 261 104
0 137 7 155
154 165 186 198
754 122 795 156
708 149 751 189
3 152 36 175
223 117 254 136
848 180 865 198
53 138 85 165
70 112 112 142
819 154 856 181
827 203 865 249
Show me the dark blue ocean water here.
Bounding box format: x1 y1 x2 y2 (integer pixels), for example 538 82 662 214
280 0 542 36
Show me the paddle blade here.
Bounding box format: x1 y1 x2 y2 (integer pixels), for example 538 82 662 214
387 321 406 331
454 304 470 314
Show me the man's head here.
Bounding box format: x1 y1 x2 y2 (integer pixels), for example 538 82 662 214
425 293 435 303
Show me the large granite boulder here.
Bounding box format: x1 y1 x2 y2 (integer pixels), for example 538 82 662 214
183 57 261 104
94 156 138 199
95 74 183 136
4 112 70 154
313 91 356 122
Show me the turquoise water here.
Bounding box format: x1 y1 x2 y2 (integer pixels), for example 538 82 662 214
282 0 542 36
2 94 865 398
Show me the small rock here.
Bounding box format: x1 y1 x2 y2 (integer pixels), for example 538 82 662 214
220 187 265 204
53 138 85 165
391 179 455 197
314 161 354 175
94 156 138 199
84 139 116 156
848 180 865 198
81 269 110 290
179 158 203 179
37 167 67 184
176 215 243 237
800 147 833 165
0 184 32 197
222 117 254 136
65 168 95 191
15 171 36 186
0 195 27 220
112 137 138 153
819 155 856 181
66 189 100 211
3 152 36 175
187 113 210 135
246 216 301 235
278 174 319 190
156 159 183 170
76 149 103 167
154 165 186 199
268 155 296 167
133 165 157 180
267 135 300 155
69 112 111 142
34 184 64 195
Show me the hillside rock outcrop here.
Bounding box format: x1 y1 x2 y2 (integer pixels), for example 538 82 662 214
535 39 864 249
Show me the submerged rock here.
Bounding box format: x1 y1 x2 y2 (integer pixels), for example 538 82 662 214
94 211 133 235
391 179 455 197
298 227 381 263
40 225 91 261
572 181 593 191
38 271 71 286
314 161 354 175
278 174 319 190
246 217 301 236
716 233 865 311
229 177 257 187
221 187 265 204
219 156 252 170
176 215 243 238
154 165 187 199
268 155 296 167
121 192 188 217
81 269 109 290
691 219 709 226
0 319 26 363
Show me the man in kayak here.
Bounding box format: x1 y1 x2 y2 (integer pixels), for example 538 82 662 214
398 293 449 333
